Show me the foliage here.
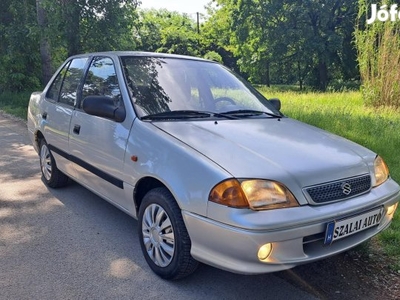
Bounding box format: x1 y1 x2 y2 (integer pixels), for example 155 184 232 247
0 0 41 92
0 0 389 96
41 0 139 57
200 2 239 71
0 92 31 119
209 0 359 91
135 9 201 56
0 0 140 92
203 51 223 62
355 0 400 108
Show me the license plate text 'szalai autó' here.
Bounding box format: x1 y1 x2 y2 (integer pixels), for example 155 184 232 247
324 207 384 245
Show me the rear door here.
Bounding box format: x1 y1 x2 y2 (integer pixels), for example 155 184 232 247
42 57 88 176
69 56 134 211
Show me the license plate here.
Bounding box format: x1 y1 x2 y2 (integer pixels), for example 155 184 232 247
324 207 384 245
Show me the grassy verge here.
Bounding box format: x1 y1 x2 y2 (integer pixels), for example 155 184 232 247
0 91 31 120
1 89 399 266
260 87 400 267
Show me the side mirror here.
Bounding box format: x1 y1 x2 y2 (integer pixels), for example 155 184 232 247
82 96 126 122
269 98 281 111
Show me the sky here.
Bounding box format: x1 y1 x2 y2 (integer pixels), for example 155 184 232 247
139 0 211 15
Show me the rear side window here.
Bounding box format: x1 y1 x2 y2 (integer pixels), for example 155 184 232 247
81 56 121 109
47 57 88 106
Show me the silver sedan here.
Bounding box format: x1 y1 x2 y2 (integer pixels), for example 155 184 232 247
27 52 400 279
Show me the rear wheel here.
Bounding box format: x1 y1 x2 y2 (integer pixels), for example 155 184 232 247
39 139 69 188
138 187 198 279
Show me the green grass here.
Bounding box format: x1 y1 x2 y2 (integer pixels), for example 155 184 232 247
1 89 400 266
260 86 400 267
0 91 31 119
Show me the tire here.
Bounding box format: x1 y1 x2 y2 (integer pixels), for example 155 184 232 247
39 139 69 188
138 187 198 280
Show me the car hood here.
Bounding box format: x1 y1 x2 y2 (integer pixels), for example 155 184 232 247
153 118 374 200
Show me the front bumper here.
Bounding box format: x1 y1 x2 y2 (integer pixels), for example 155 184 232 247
183 180 400 275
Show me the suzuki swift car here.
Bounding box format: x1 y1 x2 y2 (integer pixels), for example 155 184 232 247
27 51 400 279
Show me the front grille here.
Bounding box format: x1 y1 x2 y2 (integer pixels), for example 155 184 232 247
304 174 371 204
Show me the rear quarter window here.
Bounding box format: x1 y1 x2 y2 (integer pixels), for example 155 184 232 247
46 61 70 101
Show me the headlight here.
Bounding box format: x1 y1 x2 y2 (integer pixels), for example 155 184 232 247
209 179 298 210
373 155 389 187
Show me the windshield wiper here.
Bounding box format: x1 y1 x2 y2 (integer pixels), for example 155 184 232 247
220 109 282 118
141 110 237 121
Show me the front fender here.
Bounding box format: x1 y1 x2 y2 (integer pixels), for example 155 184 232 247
123 120 231 217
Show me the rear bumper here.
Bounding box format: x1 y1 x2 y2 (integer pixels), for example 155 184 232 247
183 182 400 274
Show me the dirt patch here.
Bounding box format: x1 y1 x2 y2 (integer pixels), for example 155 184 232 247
277 242 400 299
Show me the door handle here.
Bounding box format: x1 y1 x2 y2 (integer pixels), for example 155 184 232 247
42 112 47 120
73 124 81 135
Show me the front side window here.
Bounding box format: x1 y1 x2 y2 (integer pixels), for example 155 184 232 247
81 57 121 109
58 57 88 106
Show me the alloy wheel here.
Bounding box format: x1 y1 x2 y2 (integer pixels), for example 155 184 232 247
142 203 175 267
40 144 52 181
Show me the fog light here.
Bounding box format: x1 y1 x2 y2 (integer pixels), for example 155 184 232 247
387 203 398 216
258 243 273 261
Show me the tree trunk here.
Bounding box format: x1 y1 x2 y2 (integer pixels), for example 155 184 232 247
265 61 270 87
62 0 81 56
297 61 303 90
36 0 52 85
318 61 328 91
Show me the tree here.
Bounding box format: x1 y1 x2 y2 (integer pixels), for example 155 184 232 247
135 9 201 56
200 2 239 72
0 0 141 91
0 0 361 93
212 0 358 90
36 0 52 85
42 0 139 57
0 0 41 91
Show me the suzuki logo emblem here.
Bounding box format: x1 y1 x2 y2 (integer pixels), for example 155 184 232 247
341 182 352 195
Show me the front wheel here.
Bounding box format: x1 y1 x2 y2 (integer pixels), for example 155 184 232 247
138 187 198 280
39 139 69 188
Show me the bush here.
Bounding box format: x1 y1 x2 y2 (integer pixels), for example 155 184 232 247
203 51 223 63
355 0 400 108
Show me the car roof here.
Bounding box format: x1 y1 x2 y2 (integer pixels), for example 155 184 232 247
69 51 210 62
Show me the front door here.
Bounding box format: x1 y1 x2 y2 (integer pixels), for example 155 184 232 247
69 56 134 211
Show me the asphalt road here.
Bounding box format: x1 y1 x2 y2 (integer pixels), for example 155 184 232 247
0 112 317 300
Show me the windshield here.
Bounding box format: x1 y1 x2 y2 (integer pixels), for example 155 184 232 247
121 56 280 119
